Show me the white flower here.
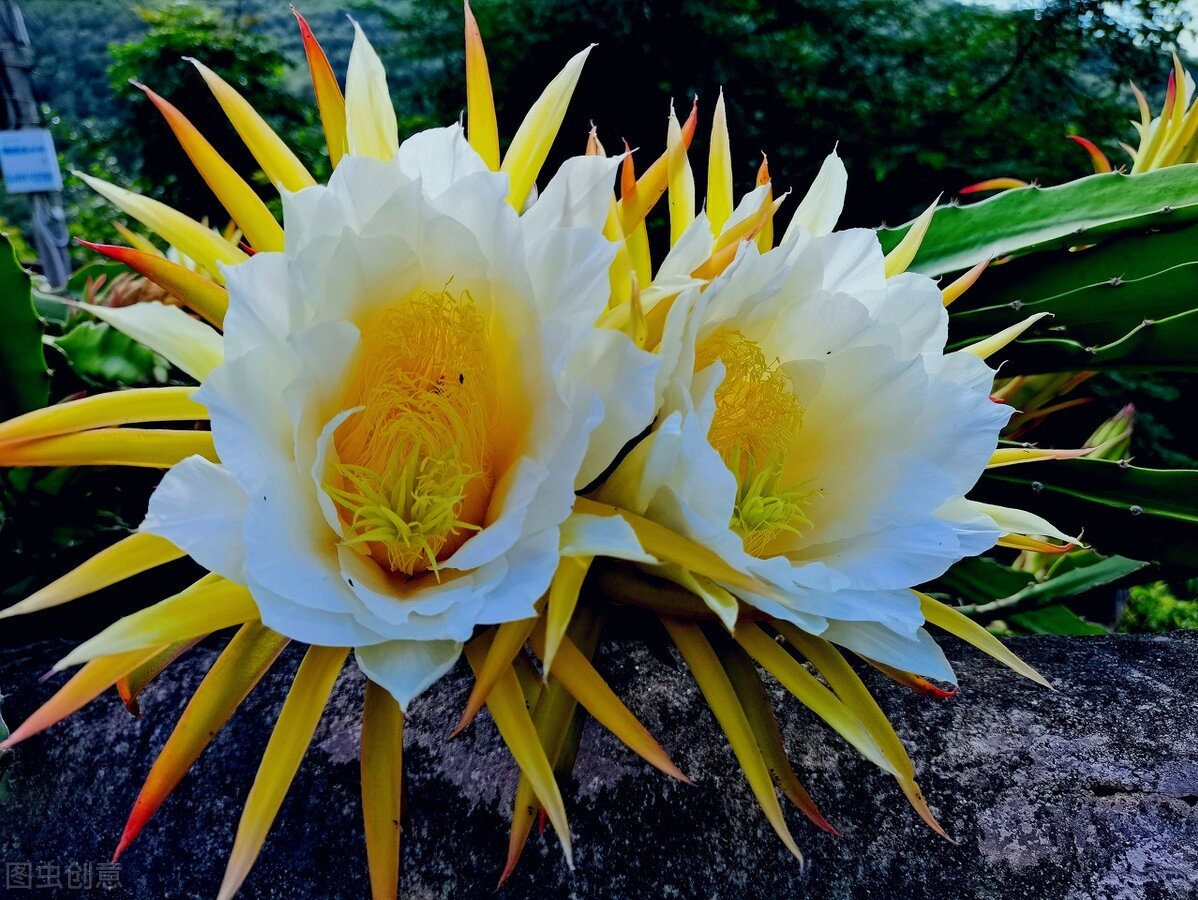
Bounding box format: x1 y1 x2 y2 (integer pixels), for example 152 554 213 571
141 124 659 707
593 198 1011 682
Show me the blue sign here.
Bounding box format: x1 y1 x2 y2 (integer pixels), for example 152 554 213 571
0 129 64 193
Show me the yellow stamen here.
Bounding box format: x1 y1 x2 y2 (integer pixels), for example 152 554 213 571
326 290 496 577
695 328 811 555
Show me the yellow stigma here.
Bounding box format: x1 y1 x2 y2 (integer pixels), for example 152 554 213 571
325 290 497 577
695 327 811 556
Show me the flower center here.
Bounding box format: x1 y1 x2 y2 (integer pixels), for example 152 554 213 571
694 328 811 556
325 289 497 577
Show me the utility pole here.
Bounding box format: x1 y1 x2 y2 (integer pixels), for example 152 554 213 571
0 0 70 287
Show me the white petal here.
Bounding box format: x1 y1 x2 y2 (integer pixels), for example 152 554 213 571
355 640 463 712
395 124 488 197
523 154 619 237
814 228 887 301
822 620 958 684
345 20 398 161
279 320 361 531
338 545 487 641
783 149 847 241
85 302 223 381
309 407 360 536
569 328 660 489
719 184 770 238
242 469 356 617
440 457 549 571
967 500 1080 543
248 572 378 647
195 341 297 493
560 512 656 563
525 221 615 329
871 272 948 359
769 587 923 636
474 526 560 624
654 211 715 283
219 253 292 361
140 456 249 581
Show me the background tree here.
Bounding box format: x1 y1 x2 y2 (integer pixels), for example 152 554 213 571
104 3 326 227
361 0 1189 227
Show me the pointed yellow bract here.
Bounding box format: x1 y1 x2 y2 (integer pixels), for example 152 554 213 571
114 623 290 860
0 532 184 620
603 198 634 309
987 446 1093 468
735 624 897 774
54 575 257 670
464 634 574 868
451 617 537 737
965 312 1052 360
572 497 772 599
113 222 164 256
917 591 1052 689
361 680 404 900
0 428 218 469
501 667 574 885
663 619 803 861
941 258 990 307
464 0 500 171
84 302 224 381
0 648 164 750
0 387 204 445
716 632 837 834
542 555 591 676
78 241 229 326
528 620 687 782
884 197 938 277
707 91 734 236
501 45 593 210
345 21 399 162
753 155 774 252
75 173 247 283
667 102 696 246
294 9 348 168
217 645 349 900
974 501 1079 546
135 82 284 252
774 623 950 839
188 57 316 192
117 640 199 715
668 566 739 631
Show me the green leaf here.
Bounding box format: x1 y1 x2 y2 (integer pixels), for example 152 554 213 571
977 458 1198 570
50 320 170 386
934 556 1036 605
949 260 1198 352
993 554 1144 609
65 259 132 298
949 222 1198 316
0 234 50 419
1007 604 1108 636
877 166 1198 277
987 304 1198 373
936 552 1145 622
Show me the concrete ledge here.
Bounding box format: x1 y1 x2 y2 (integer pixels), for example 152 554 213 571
2 632 1196 899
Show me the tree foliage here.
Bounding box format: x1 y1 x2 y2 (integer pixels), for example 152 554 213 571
104 3 325 226
361 0 1189 226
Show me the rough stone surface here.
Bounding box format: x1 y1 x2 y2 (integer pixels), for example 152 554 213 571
1 632 1196 899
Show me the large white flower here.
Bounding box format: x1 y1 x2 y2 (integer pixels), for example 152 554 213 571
593 192 1012 682
140 125 658 707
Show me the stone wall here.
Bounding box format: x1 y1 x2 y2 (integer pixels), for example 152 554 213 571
1 633 1196 899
